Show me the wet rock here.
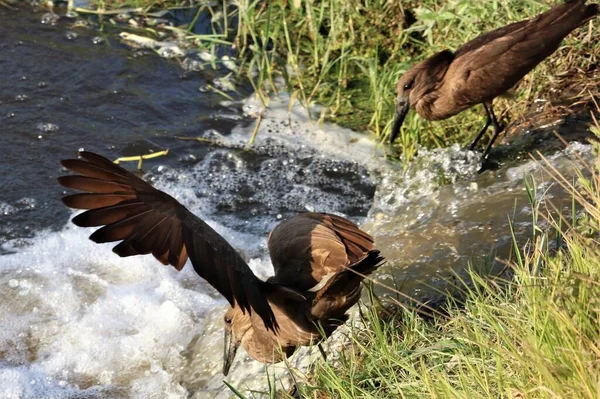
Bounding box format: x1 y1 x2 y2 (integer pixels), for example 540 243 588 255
180 305 360 398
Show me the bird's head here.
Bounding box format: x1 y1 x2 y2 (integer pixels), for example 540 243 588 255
390 69 419 144
222 306 251 376
390 50 454 144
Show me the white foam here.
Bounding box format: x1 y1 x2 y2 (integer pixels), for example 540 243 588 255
370 144 482 215
0 220 220 396
225 93 386 169
0 163 282 398
0 197 37 216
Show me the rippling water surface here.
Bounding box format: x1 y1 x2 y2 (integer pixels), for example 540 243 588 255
0 4 594 399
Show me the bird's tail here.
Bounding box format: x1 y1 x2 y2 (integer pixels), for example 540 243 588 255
563 0 599 26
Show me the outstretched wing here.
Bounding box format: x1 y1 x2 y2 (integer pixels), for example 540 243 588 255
58 151 278 331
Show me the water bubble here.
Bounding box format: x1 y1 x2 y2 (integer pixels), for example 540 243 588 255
36 122 59 132
116 13 130 22
15 94 28 102
8 279 19 288
92 36 106 45
41 13 59 25
198 51 216 62
0 202 15 215
16 198 37 209
65 31 78 40
179 154 197 164
158 46 185 58
7 112 15 118
37 81 48 88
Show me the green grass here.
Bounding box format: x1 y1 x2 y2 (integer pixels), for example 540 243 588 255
90 0 191 11
86 0 599 159
232 0 600 158
284 131 600 398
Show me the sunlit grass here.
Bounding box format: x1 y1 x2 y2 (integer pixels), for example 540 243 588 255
90 0 192 11
232 0 599 158
88 0 599 159
285 119 600 398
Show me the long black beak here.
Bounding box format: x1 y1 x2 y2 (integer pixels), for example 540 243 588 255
223 329 240 376
389 99 409 144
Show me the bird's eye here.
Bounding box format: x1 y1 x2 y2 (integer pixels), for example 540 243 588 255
224 316 232 324
403 82 413 90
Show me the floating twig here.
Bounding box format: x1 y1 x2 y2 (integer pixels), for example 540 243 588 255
73 7 142 15
174 136 228 147
0 1 17 10
113 149 169 170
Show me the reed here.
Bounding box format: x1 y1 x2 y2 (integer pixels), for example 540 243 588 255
91 0 599 159
233 0 599 158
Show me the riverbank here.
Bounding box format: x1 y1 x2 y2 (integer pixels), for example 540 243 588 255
285 124 600 397
74 0 599 162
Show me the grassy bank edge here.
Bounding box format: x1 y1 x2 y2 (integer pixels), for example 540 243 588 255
290 133 600 398
87 0 599 162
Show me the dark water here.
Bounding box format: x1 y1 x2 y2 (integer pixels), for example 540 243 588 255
0 6 375 247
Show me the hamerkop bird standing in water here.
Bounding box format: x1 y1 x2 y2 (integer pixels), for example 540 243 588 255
390 0 599 157
58 151 383 375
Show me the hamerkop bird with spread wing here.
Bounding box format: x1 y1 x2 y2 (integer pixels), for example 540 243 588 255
58 151 383 375
390 0 599 157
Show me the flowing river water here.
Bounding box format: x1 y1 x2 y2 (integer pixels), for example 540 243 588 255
0 4 595 399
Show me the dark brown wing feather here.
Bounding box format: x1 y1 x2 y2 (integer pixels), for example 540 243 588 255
284 212 374 262
266 212 375 292
311 250 384 320
318 213 374 262
449 0 598 106
58 151 278 331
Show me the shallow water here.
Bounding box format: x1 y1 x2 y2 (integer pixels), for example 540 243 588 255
0 4 594 399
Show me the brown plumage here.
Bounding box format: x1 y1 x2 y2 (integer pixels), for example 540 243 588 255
58 151 384 375
390 0 599 157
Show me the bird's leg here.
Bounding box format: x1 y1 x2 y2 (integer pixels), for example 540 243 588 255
482 104 503 158
318 343 328 361
468 103 493 150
